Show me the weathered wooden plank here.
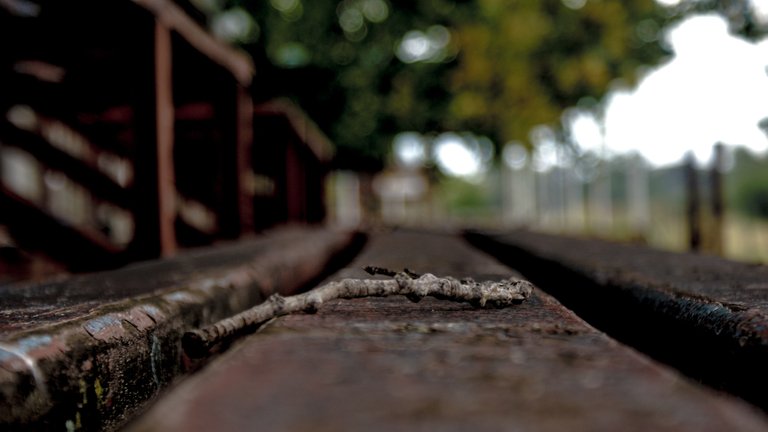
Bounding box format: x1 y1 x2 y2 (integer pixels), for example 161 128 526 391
467 229 768 411
0 227 361 430
129 231 768 432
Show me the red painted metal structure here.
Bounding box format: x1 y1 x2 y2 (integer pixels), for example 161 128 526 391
252 99 333 230
0 0 332 272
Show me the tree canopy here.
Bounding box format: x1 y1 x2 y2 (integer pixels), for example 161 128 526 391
198 0 764 167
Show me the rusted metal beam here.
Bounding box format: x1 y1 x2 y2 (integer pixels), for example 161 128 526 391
214 83 252 239
253 99 334 163
251 100 332 227
3 86 134 157
132 0 254 86
236 87 254 233
154 21 177 257
130 20 176 261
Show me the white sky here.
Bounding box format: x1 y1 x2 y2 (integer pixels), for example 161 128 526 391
570 12 768 167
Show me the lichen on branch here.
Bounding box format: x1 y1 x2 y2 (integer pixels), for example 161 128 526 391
183 269 534 358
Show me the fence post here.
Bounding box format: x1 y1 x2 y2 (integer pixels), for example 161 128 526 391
588 160 612 237
710 143 725 255
685 152 701 252
627 155 650 241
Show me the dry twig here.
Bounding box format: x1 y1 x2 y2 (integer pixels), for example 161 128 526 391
183 269 534 357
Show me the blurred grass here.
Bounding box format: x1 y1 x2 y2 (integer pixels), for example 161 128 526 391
585 206 768 263
723 214 768 263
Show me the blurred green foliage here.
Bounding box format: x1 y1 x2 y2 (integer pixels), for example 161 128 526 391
436 175 495 216
728 148 768 219
215 0 761 167
444 0 671 148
